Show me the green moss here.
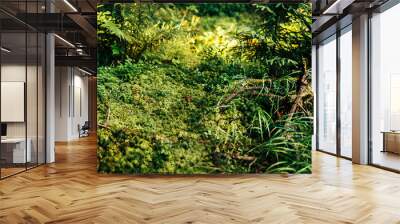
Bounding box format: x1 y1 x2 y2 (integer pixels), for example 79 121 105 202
97 3 312 174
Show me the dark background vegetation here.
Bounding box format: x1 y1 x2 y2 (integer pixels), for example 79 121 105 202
97 3 313 174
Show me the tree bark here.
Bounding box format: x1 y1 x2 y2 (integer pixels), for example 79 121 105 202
287 58 309 121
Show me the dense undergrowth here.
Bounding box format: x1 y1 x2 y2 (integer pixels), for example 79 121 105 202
97 3 313 174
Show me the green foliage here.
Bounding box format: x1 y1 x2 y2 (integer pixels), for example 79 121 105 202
97 3 313 174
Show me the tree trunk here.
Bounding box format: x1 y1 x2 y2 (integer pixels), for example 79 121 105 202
105 105 111 127
287 58 309 121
